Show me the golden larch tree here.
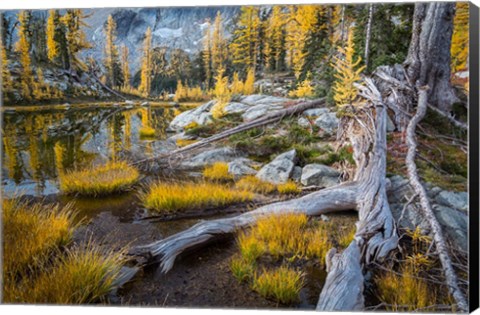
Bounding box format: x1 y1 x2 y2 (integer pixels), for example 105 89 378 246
121 45 130 90
202 19 213 89
211 11 227 75
46 10 61 62
1 29 12 96
61 9 91 70
16 10 33 101
331 27 365 107
263 6 286 72
139 27 152 97
104 15 121 87
451 2 469 73
243 67 255 95
230 6 261 71
211 66 231 119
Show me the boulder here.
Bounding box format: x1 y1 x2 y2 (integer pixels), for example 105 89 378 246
228 158 258 177
242 104 283 121
240 94 288 106
314 112 339 134
169 100 215 130
223 102 251 115
180 147 241 169
300 164 340 187
256 149 297 184
291 166 302 183
435 191 468 212
433 205 468 251
303 108 329 117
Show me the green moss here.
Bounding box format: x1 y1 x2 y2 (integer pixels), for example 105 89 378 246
317 145 355 166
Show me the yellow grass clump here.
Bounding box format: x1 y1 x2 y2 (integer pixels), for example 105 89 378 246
139 126 156 138
230 256 256 283
59 161 140 197
277 181 301 195
142 181 254 213
252 266 304 304
203 162 233 181
3 198 124 304
235 175 277 194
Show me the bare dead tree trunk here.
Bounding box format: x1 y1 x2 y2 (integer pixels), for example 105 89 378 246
404 2 458 112
405 87 468 312
364 4 374 72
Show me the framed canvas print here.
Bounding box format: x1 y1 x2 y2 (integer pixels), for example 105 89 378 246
0 0 479 313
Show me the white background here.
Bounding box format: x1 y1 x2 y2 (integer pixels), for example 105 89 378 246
0 0 479 314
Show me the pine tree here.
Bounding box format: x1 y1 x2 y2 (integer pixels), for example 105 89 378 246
230 6 261 72
121 45 131 90
16 10 34 101
139 27 152 97
331 27 365 107
451 2 469 73
104 15 122 88
211 11 227 75
61 9 91 70
202 19 213 89
46 10 60 62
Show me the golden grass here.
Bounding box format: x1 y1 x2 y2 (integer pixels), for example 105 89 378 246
252 266 304 304
59 161 140 197
203 162 233 181
237 231 265 263
230 256 256 283
375 263 432 312
277 181 301 195
139 126 156 138
3 199 75 278
3 198 124 304
142 181 254 213
337 227 356 248
176 138 198 147
235 175 277 194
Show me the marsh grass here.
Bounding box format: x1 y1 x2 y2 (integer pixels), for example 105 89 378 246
3 198 124 304
142 181 254 213
59 161 140 197
203 162 233 182
235 176 277 194
252 266 304 304
139 126 156 138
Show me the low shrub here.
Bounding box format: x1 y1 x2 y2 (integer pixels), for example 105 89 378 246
252 266 304 304
203 162 233 181
59 161 140 197
142 181 254 213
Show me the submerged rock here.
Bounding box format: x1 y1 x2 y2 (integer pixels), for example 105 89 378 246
300 164 340 187
256 149 297 184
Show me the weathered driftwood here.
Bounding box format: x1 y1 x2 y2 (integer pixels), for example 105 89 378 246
133 98 326 168
317 79 398 311
405 87 468 312
131 181 359 273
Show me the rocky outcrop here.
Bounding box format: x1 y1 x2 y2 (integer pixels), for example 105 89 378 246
256 149 296 184
388 175 468 251
300 164 340 187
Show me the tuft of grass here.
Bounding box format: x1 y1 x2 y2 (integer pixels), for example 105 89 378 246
176 138 198 147
277 181 301 195
252 266 304 304
337 227 356 248
142 181 254 213
235 175 277 194
3 198 124 304
22 245 124 304
203 162 233 182
59 161 140 197
237 231 265 263
375 263 432 312
139 126 156 138
305 227 331 261
230 256 256 283
3 199 75 279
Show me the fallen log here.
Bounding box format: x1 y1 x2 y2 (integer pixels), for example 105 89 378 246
133 98 326 168
405 87 468 312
